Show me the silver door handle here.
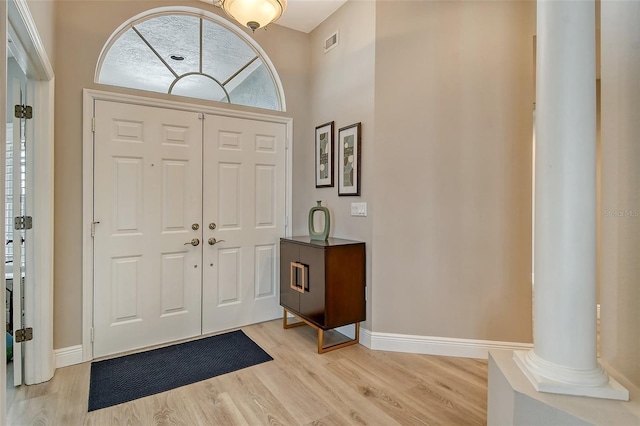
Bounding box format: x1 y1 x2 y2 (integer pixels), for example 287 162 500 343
208 238 225 246
184 238 200 246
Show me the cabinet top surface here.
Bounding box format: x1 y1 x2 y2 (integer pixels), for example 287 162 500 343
282 236 364 247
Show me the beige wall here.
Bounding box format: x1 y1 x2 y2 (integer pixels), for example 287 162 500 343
25 0 55 71
306 1 375 329
53 0 538 350
371 1 534 341
53 1 310 349
600 0 640 387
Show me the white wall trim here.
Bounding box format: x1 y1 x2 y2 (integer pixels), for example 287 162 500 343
360 328 533 360
1 1 8 421
81 92 95 363
6 0 55 387
82 88 294 362
83 89 292 124
9 0 53 80
54 345 84 369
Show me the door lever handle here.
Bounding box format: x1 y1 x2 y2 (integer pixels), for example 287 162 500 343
208 238 225 246
184 238 200 246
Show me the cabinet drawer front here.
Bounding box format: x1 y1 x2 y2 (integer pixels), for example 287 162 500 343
299 245 326 326
279 241 300 312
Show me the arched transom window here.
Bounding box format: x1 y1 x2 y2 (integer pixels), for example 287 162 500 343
96 9 285 111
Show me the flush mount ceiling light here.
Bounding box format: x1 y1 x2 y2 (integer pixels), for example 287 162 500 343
213 0 287 32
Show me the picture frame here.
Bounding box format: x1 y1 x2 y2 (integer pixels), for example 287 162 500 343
338 122 361 196
315 121 335 188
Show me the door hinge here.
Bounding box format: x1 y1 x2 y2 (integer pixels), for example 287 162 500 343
90 327 94 343
198 113 205 120
91 221 100 238
92 117 96 132
14 216 33 230
14 105 33 119
15 327 33 343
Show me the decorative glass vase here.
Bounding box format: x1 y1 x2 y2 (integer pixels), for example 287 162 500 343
308 201 330 241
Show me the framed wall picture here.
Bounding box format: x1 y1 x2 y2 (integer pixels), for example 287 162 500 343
338 122 361 196
315 121 335 188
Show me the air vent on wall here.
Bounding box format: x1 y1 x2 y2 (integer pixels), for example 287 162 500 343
324 31 339 53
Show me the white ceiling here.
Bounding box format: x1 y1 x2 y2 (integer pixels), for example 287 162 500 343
200 0 347 34
276 0 347 33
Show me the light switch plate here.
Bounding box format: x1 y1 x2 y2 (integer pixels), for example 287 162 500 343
351 202 367 217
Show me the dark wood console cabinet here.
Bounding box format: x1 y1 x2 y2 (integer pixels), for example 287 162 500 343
280 237 365 353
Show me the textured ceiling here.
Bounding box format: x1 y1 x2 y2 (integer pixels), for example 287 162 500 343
275 0 347 33
199 0 347 33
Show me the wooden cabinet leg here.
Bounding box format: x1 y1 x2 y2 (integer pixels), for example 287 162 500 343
282 308 305 329
282 309 360 354
317 322 360 354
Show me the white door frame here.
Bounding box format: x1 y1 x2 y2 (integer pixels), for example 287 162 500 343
82 88 293 362
1 2 7 421
1 0 55 419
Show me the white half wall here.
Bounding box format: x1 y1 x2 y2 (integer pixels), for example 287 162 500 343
488 350 640 425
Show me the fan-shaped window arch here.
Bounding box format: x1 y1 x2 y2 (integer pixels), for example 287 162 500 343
96 7 286 111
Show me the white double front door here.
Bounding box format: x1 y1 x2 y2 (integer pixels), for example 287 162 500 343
92 100 286 358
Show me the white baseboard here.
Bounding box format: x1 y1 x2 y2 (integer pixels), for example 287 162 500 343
360 327 373 348
359 328 533 359
54 345 84 368
56 329 533 366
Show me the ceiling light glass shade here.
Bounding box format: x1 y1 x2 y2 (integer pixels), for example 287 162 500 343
222 0 287 31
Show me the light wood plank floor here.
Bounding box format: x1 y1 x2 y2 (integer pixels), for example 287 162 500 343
7 319 488 425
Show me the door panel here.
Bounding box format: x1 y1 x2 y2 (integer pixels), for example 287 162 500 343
93 101 203 358
218 247 241 305
162 161 189 229
111 256 142 323
160 253 189 315
255 165 276 227
255 244 276 299
113 157 142 232
202 115 286 334
218 163 242 228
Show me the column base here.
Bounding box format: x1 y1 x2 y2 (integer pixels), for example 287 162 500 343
514 350 629 401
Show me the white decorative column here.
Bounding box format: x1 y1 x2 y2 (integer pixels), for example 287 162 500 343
513 0 628 400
